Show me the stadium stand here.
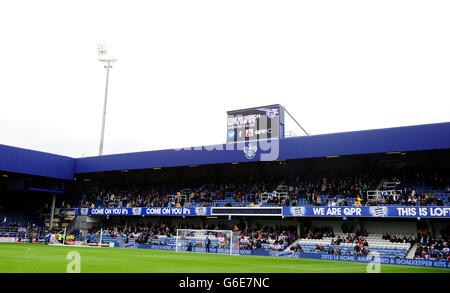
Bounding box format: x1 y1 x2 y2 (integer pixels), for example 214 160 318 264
86 223 297 253
290 233 413 258
84 222 447 260
413 226 450 261
0 207 44 228
71 173 449 209
0 122 448 267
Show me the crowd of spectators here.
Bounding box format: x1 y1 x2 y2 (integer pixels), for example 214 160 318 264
291 175 378 206
295 225 449 260
290 243 304 252
97 222 297 252
238 225 297 251
291 174 448 207
414 241 449 261
0 216 44 239
79 186 188 209
305 226 335 239
290 242 370 256
100 222 183 245
89 221 450 262
414 227 449 261
312 227 371 256
382 233 416 245
73 173 449 209
1 216 41 230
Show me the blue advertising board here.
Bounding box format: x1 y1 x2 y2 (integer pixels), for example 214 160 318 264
76 207 210 216
283 206 450 218
292 252 449 269
114 243 449 269
76 206 450 218
1 122 449 178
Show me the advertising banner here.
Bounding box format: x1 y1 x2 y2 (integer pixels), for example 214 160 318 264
76 206 450 218
76 207 210 217
283 206 450 218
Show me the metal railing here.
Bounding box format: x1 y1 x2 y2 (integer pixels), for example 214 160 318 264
0 226 47 240
367 190 402 202
59 208 77 217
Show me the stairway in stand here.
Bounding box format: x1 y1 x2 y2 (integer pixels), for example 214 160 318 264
405 243 418 259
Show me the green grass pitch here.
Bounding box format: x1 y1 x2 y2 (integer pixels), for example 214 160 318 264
0 243 448 273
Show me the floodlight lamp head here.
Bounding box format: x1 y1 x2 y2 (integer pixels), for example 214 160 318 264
97 44 117 63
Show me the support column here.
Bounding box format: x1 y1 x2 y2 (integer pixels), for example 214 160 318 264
49 193 56 232
426 219 433 236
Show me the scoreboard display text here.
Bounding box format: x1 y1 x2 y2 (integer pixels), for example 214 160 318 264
227 105 283 143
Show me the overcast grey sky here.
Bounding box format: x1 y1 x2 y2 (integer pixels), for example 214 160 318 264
0 0 449 158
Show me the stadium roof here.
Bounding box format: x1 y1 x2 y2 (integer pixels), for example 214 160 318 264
1 122 449 180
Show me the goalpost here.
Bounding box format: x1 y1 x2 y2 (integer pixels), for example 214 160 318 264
48 227 66 245
175 229 240 255
91 228 104 246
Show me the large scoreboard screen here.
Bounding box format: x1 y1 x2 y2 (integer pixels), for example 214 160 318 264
227 104 284 143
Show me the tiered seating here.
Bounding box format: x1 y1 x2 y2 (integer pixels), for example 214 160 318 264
291 233 412 258
240 235 288 250
0 207 44 227
94 234 227 248
76 181 449 209
190 196 253 207
91 234 137 246
413 187 449 206
295 192 449 207
93 232 291 251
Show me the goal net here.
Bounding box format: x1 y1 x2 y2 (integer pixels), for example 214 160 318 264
48 228 66 245
175 229 240 255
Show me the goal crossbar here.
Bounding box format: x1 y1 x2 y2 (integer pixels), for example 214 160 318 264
175 229 240 255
